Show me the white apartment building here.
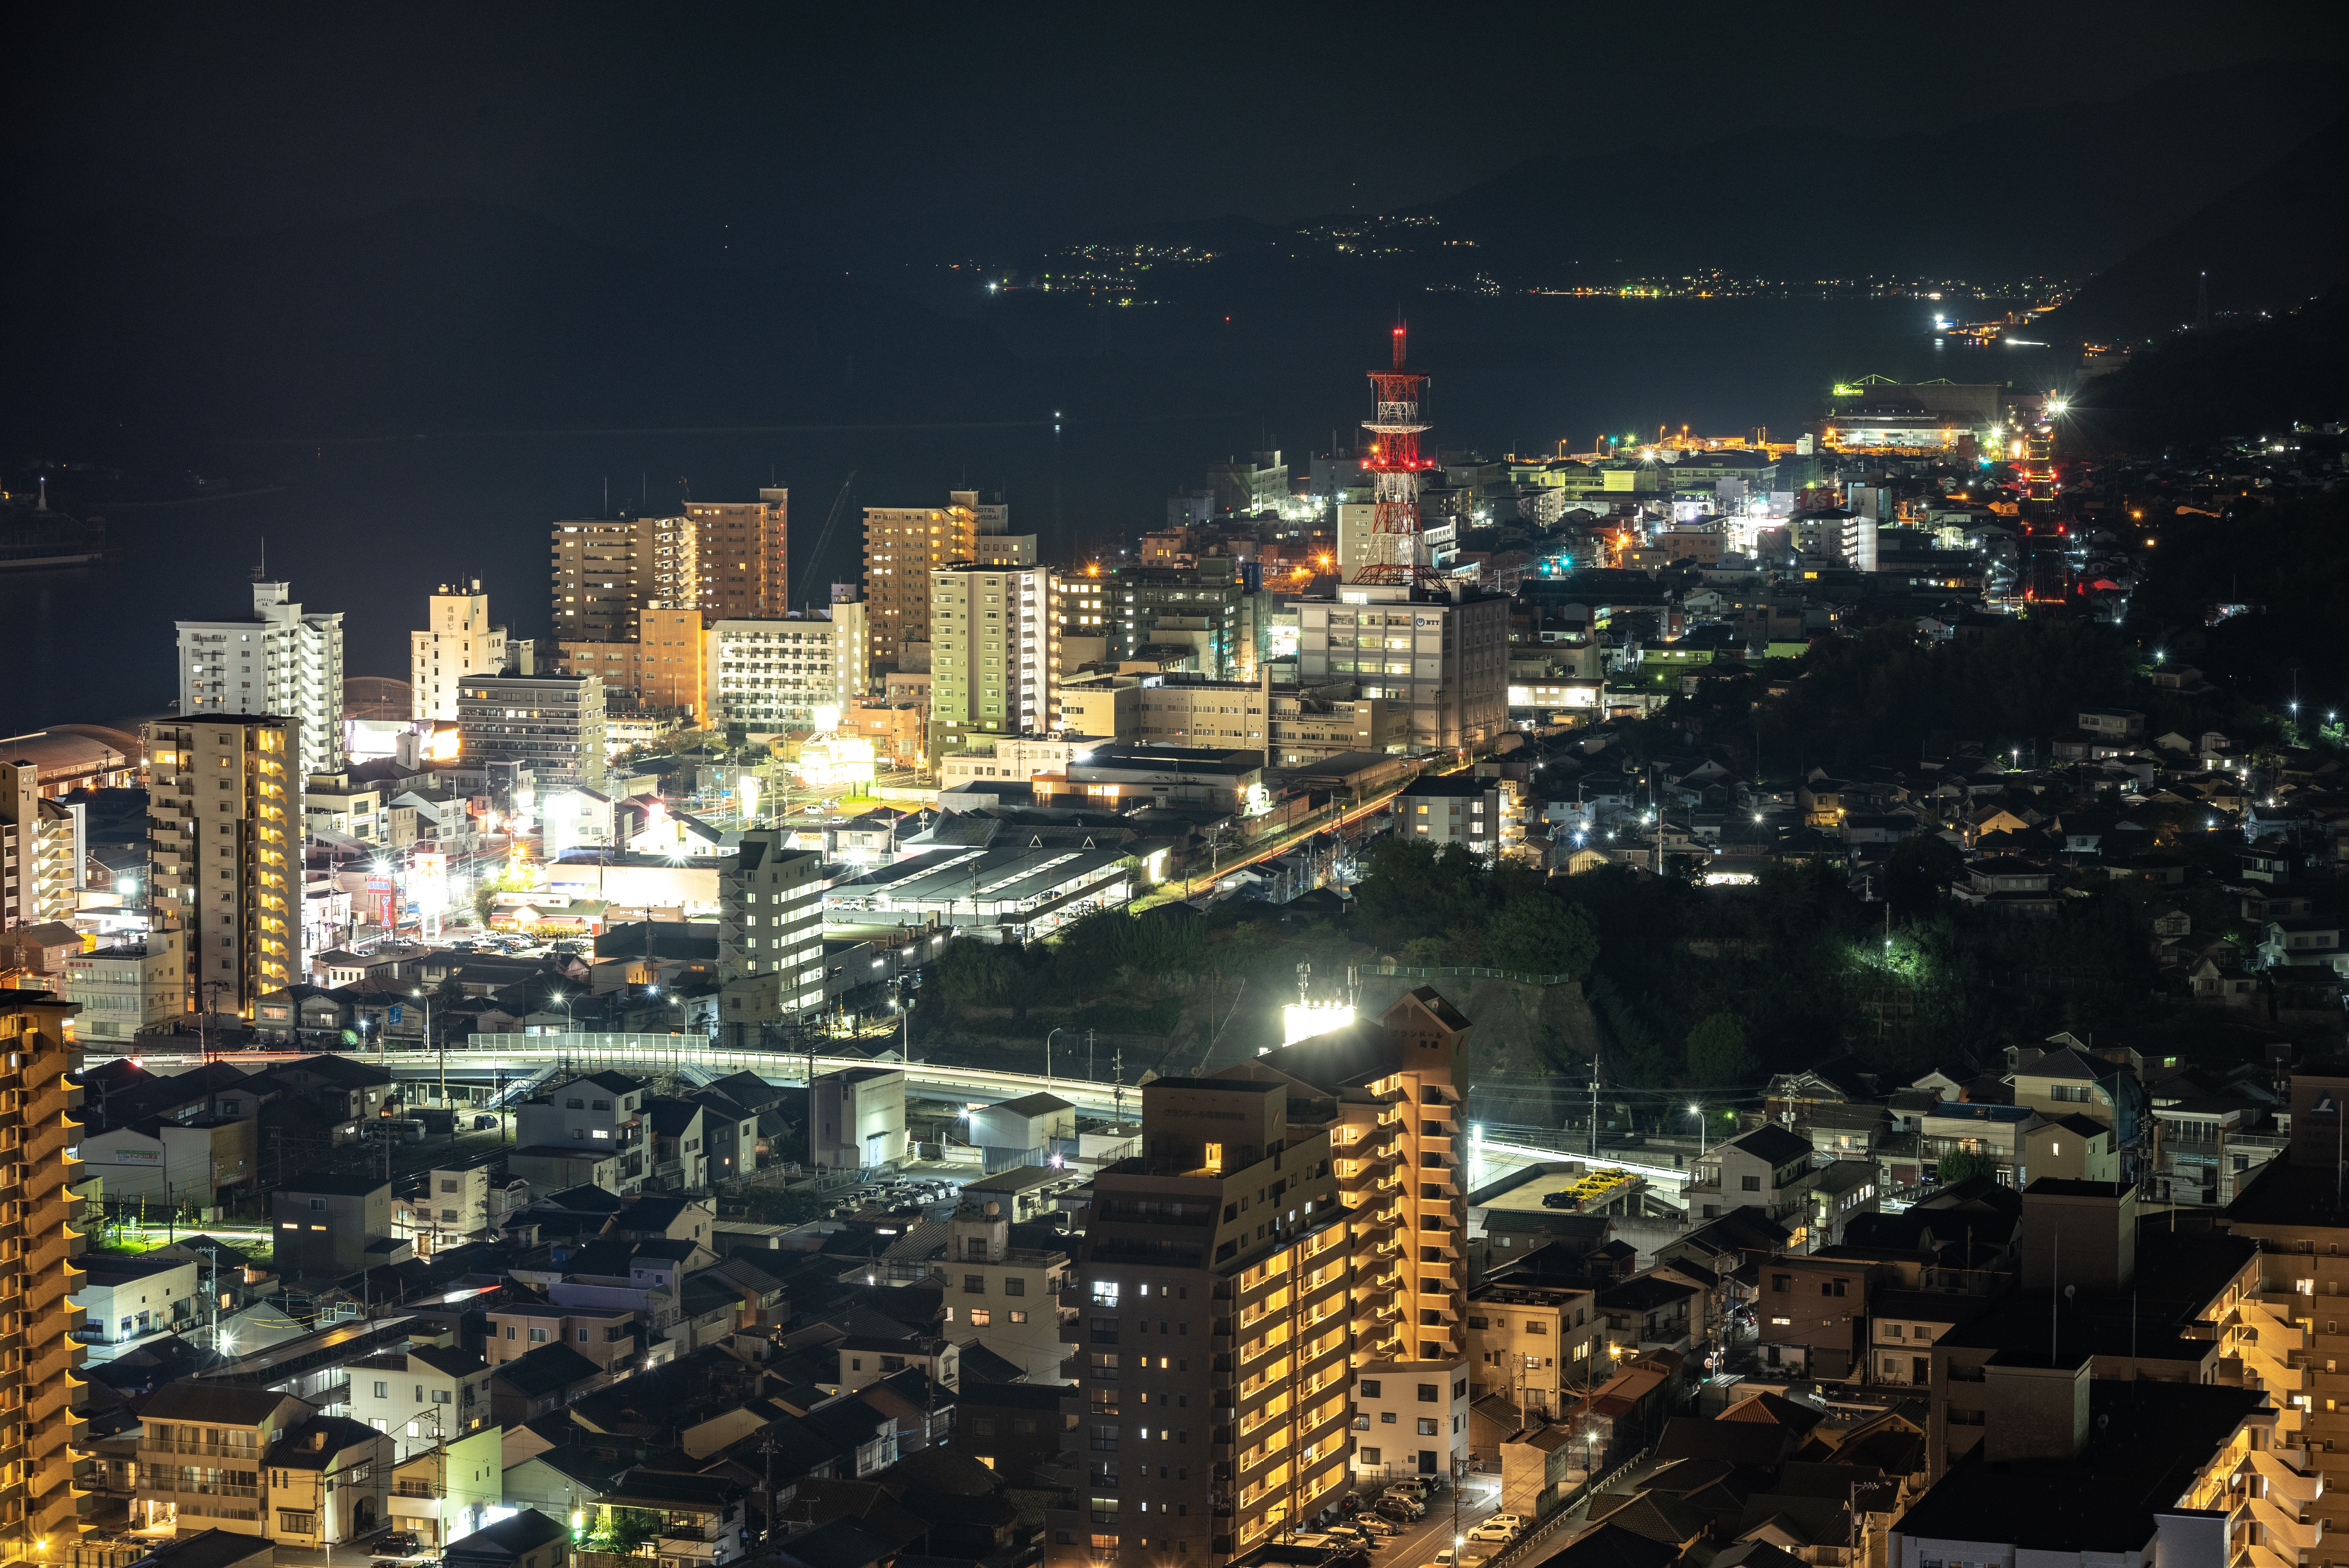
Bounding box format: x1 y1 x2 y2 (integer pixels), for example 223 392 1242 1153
930 564 1052 752
707 605 869 735
718 832 825 1037
410 583 510 721
143 716 305 1016
1295 584 1510 750
61 931 184 1043
0 759 80 928
178 578 346 775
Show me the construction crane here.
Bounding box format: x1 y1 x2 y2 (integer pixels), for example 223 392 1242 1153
797 470 859 610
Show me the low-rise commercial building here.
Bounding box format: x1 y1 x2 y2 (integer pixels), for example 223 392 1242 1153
61 932 185 1043
72 1254 200 1362
812 1067 906 1172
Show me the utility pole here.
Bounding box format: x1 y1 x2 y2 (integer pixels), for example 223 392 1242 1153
1589 1067 1600 1157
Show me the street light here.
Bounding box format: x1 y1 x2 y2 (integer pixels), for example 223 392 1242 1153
1044 1026 1069 1092
1689 1103 1708 1161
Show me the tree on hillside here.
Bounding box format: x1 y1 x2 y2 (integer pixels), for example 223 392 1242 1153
938 937 1021 1009
1886 834 1966 923
1685 1012 1755 1086
1485 892 1598 980
1352 838 1490 945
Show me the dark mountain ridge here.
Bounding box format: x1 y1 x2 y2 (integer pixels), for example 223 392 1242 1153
1006 60 2345 295
2040 110 2349 345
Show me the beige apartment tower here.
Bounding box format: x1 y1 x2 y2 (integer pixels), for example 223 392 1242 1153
4 992 89 1563
1049 1075 1352 1568
557 607 708 718
682 490 789 622
410 582 510 721
555 495 789 645
863 501 979 668
143 716 304 1017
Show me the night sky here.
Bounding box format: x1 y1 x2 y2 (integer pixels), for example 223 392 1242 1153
13 3 2349 267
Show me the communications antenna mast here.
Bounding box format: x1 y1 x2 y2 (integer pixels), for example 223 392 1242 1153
1351 325 1444 586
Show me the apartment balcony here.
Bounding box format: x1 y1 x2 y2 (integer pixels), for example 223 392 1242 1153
2245 1494 2323 1556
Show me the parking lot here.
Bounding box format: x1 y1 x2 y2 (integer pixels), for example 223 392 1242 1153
1310 1474 1510 1568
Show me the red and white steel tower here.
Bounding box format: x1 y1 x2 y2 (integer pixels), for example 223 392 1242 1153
1352 324 1442 586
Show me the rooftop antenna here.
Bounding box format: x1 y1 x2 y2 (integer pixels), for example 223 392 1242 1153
253 535 267 583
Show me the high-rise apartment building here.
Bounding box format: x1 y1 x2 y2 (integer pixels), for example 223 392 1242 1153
1295 586 1510 750
1048 1074 1352 1567
1224 989 1474 1459
177 579 345 775
0 761 79 929
550 514 638 643
682 490 790 621
929 565 1052 757
143 716 304 1016
556 608 708 718
863 499 981 668
550 512 696 642
3 991 89 1563
455 675 606 792
410 582 510 721
707 605 868 736
1050 992 1474 1565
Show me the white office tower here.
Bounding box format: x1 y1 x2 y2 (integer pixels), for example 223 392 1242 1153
410 581 511 720
177 577 347 776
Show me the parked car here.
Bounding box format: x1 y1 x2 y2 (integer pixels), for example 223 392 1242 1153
1468 1527 1516 1548
1355 1516 1401 1538
1484 1515 1525 1535
372 1532 421 1559
1433 1549 1485 1568
1323 1527 1374 1549
1375 1499 1425 1523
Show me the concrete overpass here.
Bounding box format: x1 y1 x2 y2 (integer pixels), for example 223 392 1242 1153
98 1036 1694 1190
99 1033 1148 1120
